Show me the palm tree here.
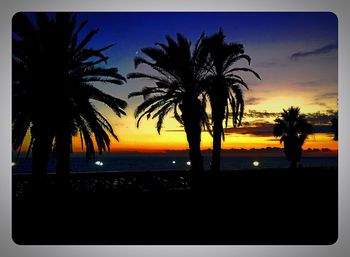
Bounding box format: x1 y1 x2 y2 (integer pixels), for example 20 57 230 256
273 107 313 169
127 33 210 172
12 13 127 186
201 29 261 171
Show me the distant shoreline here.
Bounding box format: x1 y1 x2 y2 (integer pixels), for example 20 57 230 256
12 166 337 176
12 155 338 175
13 147 338 158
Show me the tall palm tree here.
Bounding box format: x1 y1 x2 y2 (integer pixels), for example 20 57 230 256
202 29 261 171
12 13 127 185
127 33 210 172
273 107 313 169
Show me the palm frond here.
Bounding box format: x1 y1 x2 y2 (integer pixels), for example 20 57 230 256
156 106 172 134
225 67 261 80
76 28 99 52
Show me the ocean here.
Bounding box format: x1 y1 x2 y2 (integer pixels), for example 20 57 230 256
12 155 338 174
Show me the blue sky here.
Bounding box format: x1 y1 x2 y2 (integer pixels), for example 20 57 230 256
18 12 338 151
70 12 338 99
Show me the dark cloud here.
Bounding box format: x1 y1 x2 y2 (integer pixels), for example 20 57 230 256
316 102 329 107
305 110 338 125
312 125 333 133
225 122 274 137
314 92 338 100
225 110 337 136
99 147 336 157
165 110 337 136
244 110 279 118
291 43 338 60
295 80 320 87
223 121 333 136
266 138 281 142
245 97 261 105
304 148 332 153
156 147 336 157
245 109 337 124
216 147 284 156
320 92 338 98
294 79 337 88
164 129 184 132
310 92 337 108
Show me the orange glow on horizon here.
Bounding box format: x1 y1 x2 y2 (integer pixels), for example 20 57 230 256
70 131 338 153
17 87 338 155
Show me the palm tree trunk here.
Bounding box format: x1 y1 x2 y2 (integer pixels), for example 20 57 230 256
180 98 204 173
55 126 71 191
180 98 204 191
183 117 203 191
31 128 53 192
184 121 203 172
211 118 223 171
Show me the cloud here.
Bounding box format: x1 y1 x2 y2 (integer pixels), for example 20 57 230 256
304 148 332 153
305 110 338 125
316 92 338 99
164 110 337 136
311 92 338 108
295 80 320 87
245 109 337 123
90 147 336 157
290 43 338 60
164 129 185 132
244 110 279 119
245 97 261 105
226 110 337 136
225 122 274 137
312 125 333 133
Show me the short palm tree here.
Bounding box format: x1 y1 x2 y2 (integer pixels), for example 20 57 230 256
127 33 210 172
202 29 261 171
12 13 127 184
273 107 313 169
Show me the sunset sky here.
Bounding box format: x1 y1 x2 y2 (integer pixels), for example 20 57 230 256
21 12 338 153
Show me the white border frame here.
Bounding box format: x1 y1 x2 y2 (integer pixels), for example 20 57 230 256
1 0 349 256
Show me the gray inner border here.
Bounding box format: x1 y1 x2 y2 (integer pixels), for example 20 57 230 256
1 0 349 256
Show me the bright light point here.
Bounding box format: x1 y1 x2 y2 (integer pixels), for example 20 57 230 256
95 161 101 166
186 161 191 166
253 161 260 167
12 162 15 166
135 50 139 55
99 162 103 166
172 161 176 164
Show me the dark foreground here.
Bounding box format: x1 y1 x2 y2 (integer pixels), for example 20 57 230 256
12 168 337 245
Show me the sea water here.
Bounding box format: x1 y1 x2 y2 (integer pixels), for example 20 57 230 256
12 155 338 174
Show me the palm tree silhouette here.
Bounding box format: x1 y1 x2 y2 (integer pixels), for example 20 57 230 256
127 33 210 172
273 107 313 169
12 13 127 185
201 29 261 171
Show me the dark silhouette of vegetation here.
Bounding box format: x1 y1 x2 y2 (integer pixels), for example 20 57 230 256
12 13 127 187
331 117 338 141
127 33 211 172
127 30 260 173
201 29 261 171
273 107 313 169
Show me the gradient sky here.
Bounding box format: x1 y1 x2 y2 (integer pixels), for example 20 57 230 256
22 12 339 153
